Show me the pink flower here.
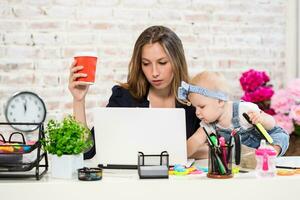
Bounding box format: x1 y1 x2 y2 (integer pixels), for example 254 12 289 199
239 69 270 92
271 89 295 114
274 114 295 134
270 78 300 135
290 105 300 124
239 69 274 115
264 109 276 115
242 86 274 102
287 79 300 100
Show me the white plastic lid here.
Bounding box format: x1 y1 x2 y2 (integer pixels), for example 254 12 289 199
74 51 97 58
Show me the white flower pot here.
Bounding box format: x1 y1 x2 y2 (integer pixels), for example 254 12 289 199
50 154 84 179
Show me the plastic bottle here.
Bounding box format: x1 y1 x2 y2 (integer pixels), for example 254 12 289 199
255 140 277 177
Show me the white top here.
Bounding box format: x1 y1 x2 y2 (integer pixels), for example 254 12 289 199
200 101 260 134
73 51 97 58
237 101 260 129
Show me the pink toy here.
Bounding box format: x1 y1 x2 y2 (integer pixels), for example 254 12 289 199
255 140 277 177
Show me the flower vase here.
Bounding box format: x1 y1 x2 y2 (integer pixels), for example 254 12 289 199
50 154 84 179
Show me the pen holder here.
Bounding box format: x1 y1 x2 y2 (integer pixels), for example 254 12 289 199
207 145 233 179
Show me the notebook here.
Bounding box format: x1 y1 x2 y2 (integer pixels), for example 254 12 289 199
93 107 188 168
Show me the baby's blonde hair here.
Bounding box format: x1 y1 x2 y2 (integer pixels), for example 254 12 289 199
190 71 230 96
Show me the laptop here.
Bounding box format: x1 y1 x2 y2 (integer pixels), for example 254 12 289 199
93 108 188 168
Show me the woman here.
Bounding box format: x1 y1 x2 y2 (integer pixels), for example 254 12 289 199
68 26 207 159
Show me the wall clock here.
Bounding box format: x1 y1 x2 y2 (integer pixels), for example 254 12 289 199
5 91 47 132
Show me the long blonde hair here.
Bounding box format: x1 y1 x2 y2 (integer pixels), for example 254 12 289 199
121 26 189 100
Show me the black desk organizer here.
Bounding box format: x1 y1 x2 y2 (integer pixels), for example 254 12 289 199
137 151 169 179
0 122 48 180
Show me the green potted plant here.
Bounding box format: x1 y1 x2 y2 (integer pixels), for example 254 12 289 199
43 115 92 179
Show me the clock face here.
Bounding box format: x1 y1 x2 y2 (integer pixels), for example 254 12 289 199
5 91 47 132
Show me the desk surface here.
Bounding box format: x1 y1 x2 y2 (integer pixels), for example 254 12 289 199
1 157 300 200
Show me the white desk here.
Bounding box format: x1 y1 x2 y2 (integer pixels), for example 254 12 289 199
1 157 300 200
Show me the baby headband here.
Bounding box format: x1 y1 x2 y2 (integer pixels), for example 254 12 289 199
178 81 229 102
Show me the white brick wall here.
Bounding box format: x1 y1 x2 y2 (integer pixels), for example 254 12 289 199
0 0 287 127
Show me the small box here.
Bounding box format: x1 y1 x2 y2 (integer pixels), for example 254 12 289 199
138 151 169 179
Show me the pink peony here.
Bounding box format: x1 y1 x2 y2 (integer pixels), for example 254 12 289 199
241 86 274 103
290 105 300 124
273 114 295 134
239 69 274 115
271 78 300 135
287 79 300 100
239 69 270 92
271 89 295 114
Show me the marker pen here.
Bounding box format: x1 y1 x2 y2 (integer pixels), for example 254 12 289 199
242 113 273 144
219 137 227 165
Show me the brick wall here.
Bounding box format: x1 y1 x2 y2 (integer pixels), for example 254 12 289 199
0 0 287 127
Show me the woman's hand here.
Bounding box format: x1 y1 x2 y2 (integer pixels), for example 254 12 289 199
68 60 90 102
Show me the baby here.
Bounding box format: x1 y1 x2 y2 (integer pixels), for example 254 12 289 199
178 71 289 156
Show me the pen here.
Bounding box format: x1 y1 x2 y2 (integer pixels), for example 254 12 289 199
202 127 214 147
276 166 300 169
228 128 237 148
209 133 222 155
209 134 218 147
203 127 227 174
215 152 227 174
227 129 236 162
219 137 227 165
242 112 273 144
233 133 241 165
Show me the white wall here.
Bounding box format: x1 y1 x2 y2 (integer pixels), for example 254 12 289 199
0 0 290 126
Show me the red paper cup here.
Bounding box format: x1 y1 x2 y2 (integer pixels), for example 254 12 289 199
74 52 98 84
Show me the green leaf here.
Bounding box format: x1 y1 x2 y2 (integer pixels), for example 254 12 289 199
41 115 92 156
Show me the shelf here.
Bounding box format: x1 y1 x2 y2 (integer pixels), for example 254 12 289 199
0 122 48 180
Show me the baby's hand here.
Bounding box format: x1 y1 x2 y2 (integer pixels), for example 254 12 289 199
247 110 263 124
